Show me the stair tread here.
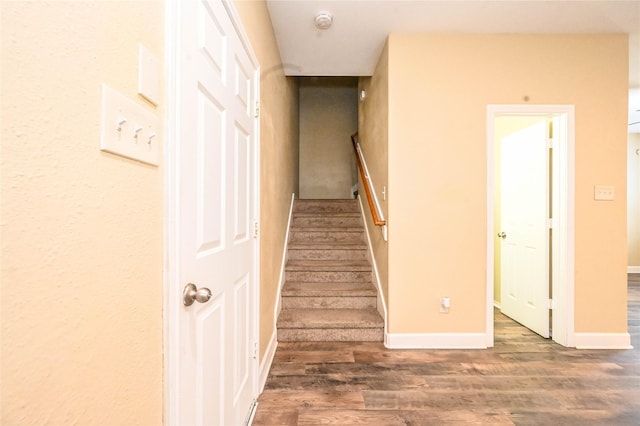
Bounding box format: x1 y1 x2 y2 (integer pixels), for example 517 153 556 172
288 242 367 250
286 259 372 271
282 281 377 296
294 210 360 216
277 308 384 329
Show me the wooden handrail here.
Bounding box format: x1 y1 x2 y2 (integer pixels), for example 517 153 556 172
351 132 386 226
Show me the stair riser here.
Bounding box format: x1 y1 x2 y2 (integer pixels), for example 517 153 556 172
285 271 372 283
282 282 378 297
290 231 364 244
277 328 383 342
281 296 376 309
287 249 368 261
292 216 363 227
294 201 359 214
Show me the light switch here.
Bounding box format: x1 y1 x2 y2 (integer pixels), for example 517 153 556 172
100 83 161 166
138 44 159 106
594 185 615 201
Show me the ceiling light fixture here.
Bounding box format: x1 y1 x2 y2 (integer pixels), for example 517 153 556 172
314 12 333 30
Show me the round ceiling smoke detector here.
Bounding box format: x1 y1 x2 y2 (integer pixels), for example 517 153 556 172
314 12 333 30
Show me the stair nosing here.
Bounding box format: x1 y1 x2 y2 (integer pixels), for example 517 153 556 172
290 226 364 231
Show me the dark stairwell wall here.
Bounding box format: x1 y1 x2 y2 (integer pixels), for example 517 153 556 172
299 77 359 199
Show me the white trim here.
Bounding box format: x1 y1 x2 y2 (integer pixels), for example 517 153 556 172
386 333 488 349
273 193 296 321
486 119 495 348
258 331 278 393
628 266 640 273
357 195 389 344
221 0 259 68
164 0 180 422
574 333 633 349
486 105 575 348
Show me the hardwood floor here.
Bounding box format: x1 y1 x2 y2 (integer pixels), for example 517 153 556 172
253 275 640 425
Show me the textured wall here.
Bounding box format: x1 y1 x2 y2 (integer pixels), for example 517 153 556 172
1 2 164 424
386 34 628 334
358 42 390 318
234 0 300 359
299 79 358 199
631 33 640 87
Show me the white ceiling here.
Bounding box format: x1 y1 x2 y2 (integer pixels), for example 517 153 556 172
265 0 640 76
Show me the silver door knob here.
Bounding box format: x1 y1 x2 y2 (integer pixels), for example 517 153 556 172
183 283 212 306
497 232 507 239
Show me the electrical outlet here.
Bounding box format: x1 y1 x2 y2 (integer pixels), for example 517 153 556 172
100 83 160 166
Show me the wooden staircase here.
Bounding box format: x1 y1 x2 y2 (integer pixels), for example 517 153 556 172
277 199 384 342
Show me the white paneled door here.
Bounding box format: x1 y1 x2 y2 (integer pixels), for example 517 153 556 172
168 0 259 424
499 120 550 338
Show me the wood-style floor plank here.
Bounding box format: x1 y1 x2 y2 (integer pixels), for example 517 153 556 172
253 276 640 425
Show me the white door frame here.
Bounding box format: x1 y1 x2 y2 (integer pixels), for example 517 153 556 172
164 0 261 423
486 104 575 347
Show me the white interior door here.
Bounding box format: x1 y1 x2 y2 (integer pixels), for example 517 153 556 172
499 120 550 338
170 0 259 424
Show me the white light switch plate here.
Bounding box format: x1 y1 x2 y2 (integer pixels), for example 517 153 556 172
594 185 615 201
100 84 160 166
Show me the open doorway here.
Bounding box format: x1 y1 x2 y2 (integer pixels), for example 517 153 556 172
486 105 575 348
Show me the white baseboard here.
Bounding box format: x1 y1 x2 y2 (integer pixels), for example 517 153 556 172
574 332 633 349
258 331 278 393
273 193 296 321
357 195 388 335
385 333 488 349
628 266 640 273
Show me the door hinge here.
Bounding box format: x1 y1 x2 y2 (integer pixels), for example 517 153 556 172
547 218 553 229
252 341 258 359
253 221 259 238
548 299 553 309
254 100 260 118
547 138 553 149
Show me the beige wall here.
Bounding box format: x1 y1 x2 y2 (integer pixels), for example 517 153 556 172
358 42 390 314
299 78 358 199
382 34 628 335
630 34 639 87
1 2 164 424
234 0 299 359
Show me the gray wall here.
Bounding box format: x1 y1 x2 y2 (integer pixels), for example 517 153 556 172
299 78 358 199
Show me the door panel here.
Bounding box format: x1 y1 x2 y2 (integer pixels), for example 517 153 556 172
500 120 550 338
197 89 225 253
234 126 250 242
196 298 225 425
